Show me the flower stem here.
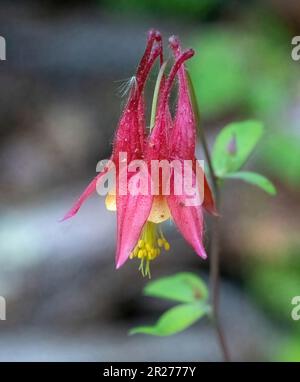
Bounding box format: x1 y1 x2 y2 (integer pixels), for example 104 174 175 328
203 140 231 362
149 61 167 131
187 73 230 362
209 193 231 362
202 146 230 362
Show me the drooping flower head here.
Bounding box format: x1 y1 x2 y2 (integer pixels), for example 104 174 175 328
62 30 215 278
116 47 197 274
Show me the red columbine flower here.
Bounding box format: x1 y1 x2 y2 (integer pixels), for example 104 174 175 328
126 40 216 276
62 31 215 277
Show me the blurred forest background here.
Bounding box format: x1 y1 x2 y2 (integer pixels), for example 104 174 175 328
0 0 299 361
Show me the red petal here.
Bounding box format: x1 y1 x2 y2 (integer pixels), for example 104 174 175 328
116 192 153 269
61 171 106 221
194 160 217 215
113 33 163 162
167 195 207 259
166 172 207 259
169 36 195 160
203 173 218 216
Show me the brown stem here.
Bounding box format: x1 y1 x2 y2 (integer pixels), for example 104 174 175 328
205 158 230 362
209 191 231 362
187 72 230 361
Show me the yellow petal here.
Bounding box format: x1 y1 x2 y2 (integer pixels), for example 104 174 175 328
105 193 170 223
147 196 170 224
105 192 116 211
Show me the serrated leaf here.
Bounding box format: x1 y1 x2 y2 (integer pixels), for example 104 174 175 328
144 272 208 303
129 303 208 336
212 120 264 176
223 171 276 195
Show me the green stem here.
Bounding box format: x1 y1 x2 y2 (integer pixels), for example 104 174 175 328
149 61 167 131
188 72 230 362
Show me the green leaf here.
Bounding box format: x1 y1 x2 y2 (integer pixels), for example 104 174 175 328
212 120 264 176
223 171 277 195
144 272 208 303
129 303 208 336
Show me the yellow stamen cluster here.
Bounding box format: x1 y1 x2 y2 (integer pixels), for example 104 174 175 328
130 221 170 278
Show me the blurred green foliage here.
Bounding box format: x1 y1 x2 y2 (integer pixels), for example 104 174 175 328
248 257 300 325
247 254 300 361
188 28 296 119
101 0 222 20
188 26 300 188
189 31 246 118
261 131 300 188
276 337 300 362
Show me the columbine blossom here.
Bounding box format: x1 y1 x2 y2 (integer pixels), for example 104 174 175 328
62 30 215 277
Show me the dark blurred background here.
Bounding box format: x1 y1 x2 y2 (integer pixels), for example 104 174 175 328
0 0 299 361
